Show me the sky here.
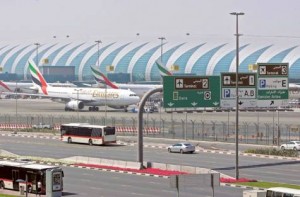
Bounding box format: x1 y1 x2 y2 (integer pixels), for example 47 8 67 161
0 0 300 43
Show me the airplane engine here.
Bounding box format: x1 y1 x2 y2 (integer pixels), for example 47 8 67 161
65 100 84 111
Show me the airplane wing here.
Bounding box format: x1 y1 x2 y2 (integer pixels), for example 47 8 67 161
0 91 95 102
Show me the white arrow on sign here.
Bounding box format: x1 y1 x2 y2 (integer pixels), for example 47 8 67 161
168 102 174 107
191 102 197 106
213 102 219 106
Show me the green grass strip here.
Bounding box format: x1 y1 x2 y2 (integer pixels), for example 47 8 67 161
237 181 300 189
0 194 19 197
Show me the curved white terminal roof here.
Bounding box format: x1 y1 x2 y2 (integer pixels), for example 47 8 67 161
0 37 299 81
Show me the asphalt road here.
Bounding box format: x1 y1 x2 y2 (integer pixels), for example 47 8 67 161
0 135 299 186
62 167 245 197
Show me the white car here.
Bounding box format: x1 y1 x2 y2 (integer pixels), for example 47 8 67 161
32 123 53 129
280 141 300 151
167 143 195 154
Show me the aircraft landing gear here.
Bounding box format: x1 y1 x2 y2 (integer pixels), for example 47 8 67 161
88 106 99 111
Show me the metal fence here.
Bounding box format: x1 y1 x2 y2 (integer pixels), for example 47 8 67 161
0 113 299 146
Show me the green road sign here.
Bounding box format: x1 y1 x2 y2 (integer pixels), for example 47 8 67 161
163 76 220 108
257 89 288 100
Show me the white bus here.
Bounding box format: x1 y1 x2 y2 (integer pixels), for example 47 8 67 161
266 187 300 197
60 123 117 145
0 160 63 195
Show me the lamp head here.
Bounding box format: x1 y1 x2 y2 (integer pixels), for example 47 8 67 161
230 12 244 15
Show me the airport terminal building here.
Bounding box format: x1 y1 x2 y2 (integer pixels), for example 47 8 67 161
0 37 300 83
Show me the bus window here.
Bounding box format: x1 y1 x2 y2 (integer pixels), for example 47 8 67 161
92 128 102 137
266 187 300 197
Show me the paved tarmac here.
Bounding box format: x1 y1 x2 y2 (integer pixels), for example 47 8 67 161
0 189 45 197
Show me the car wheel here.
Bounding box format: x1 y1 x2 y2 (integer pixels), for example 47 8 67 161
180 149 183 154
89 139 93 146
168 148 171 153
190 151 195 154
280 146 285 150
293 147 297 151
0 181 4 189
68 137 72 144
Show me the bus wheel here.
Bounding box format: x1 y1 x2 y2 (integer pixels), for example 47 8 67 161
68 137 72 143
89 139 93 146
27 185 32 193
0 181 4 189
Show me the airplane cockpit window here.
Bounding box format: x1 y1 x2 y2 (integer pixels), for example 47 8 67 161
129 94 137 97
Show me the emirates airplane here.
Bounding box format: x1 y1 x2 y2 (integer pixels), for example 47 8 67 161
90 60 170 98
24 60 140 111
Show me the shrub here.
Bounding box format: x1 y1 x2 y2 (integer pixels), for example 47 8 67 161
244 148 298 157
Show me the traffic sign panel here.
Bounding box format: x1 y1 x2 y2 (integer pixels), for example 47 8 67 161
258 78 288 89
257 63 289 107
163 76 220 108
221 73 256 87
258 64 288 76
221 99 257 108
221 72 257 108
222 88 256 99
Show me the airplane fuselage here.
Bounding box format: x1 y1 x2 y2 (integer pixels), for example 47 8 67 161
40 86 140 107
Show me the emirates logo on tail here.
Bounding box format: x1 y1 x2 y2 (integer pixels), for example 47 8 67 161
28 60 48 95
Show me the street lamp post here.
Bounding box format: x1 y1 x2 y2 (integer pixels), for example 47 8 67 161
95 40 107 124
15 81 18 134
75 89 82 122
230 12 244 180
34 43 40 66
95 40 101 67
158 37 166 135
158 37 166 64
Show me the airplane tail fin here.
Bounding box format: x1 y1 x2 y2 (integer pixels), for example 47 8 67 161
0 81 12 92
156 60 172 77
90 65 119 89
28 60 49 95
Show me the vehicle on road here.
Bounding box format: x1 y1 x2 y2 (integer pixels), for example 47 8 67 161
0 160 64 195
280 141 300 150
32 122 53 129
167 142 195 154
60 123 116 145
266 187 300 197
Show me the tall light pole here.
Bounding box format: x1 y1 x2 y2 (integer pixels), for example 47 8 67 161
95 40 107 124
158 37 166 135
15 81 18 134
75 89 82 122
230 12 244 180
34 43 40 66
158 37 166 64
95 40 101 67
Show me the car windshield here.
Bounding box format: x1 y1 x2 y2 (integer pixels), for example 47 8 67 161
184 143 192 146
295 141 300 144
